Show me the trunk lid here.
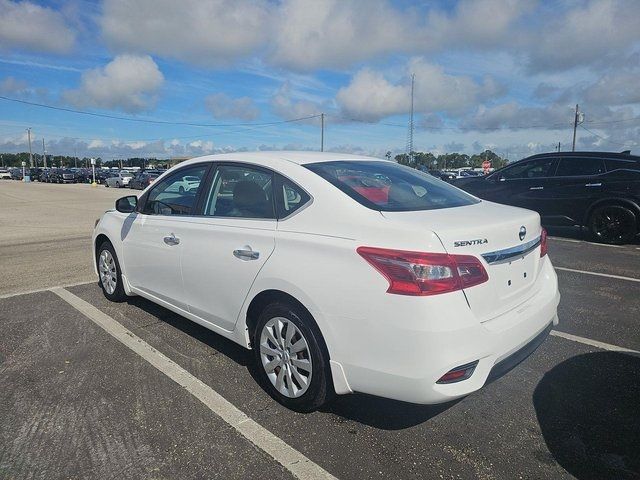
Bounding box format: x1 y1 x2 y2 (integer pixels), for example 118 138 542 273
382 201 543 322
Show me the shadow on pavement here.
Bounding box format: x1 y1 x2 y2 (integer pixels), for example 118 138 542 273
320 393 457 430
125 295 252 367
533 352 640 480
122 294 456 429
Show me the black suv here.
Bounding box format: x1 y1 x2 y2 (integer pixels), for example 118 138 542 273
454 151 640 244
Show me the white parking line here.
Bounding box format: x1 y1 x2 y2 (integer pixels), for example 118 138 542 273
548 236 625 248
555 266 640 283
0 280 95 299
548 236 581 244
51 287 336 480
550 330 639 355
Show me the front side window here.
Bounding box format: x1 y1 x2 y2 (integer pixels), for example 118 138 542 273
498 157 556 180
204 165 275 219
555 157 605 177
305 160 478 211
142 164 207 215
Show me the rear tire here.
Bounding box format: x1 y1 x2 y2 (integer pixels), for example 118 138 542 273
588 205 637 244
178 186 185 194
96 241 127 302
252 302 332 412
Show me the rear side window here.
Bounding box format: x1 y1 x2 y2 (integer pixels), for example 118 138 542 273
275 175 311 218
605 159 640 172
555 157 605 177
204 165 275 219
305 161 478 212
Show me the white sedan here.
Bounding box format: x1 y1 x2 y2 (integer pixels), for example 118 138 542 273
93 152 560 411
105 171 133 188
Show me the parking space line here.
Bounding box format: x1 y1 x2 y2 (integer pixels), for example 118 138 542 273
50 287 336 480
0 280 95 299
548 236 581 243
555 266 640 283
550 330 640 355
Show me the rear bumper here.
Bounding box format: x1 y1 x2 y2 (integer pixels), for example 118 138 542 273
332 256 560 404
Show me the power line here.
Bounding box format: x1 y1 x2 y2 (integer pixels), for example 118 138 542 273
0 95 321 128
579 124 636 147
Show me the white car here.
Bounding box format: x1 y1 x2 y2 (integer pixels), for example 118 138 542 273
105 171 133 188
167 175 200 194
0 169 12 179
93 152 560 411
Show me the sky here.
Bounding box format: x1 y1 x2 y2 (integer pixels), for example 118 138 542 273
0 0 639 161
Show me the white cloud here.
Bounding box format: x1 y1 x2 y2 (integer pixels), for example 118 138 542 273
205 93 259 121
101 0 269 67
0 0 75 53
63 55 164 113
336 58 505 121
270 0 416 70
0 76 28 94
270 82 323 122
526 0 640 72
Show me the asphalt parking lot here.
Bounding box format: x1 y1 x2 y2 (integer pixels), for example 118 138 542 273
1 181 639 479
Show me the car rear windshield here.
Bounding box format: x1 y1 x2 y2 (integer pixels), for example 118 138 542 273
305 160 479 211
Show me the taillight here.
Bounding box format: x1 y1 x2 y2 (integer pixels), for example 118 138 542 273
540 228 548 257
357 246 488 296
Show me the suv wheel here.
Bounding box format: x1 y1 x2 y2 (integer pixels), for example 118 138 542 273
588 205 637 244
253 302 332 412
97 241 127 302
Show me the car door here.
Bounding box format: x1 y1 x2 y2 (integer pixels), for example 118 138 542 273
179 163 277 331
544 156 606 225
122 163 211 310
485 157 558 213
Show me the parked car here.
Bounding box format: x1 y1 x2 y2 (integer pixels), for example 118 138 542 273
39 169 51 183
0 169 11 179
130 170 161 190
454 151 640 244
104 171 133 188
11 168 23 180
93 152 559 411
96 170 117 185
167 174 200 193
27 168 42 182
428 170 457 182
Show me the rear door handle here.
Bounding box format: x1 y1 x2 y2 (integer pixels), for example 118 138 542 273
529 186 544 190
163 234 180 246
233 247 259 261
585 183 602 187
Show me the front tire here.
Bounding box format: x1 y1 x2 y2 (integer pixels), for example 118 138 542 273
97 241 127 302
253 302 332 412
588 205 637 244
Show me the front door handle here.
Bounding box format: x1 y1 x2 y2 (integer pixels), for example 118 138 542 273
163 234 180 246
233 247 260 261
585 183 602 187
529 186 544 190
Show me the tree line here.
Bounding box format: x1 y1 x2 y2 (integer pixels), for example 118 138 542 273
393 150 509 170
1 150 510 170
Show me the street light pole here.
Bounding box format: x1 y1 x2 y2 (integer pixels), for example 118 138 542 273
91 158 97 187
27 128 34 168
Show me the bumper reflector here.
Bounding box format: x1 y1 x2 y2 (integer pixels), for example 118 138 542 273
436 360 479 384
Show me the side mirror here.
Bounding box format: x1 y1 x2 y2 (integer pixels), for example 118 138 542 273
116 195 137 213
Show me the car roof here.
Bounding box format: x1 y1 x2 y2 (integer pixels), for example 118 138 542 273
524 151 639 161
173 151 386 170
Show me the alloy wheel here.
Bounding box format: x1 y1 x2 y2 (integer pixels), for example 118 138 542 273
592 206 635 244
259 317 313 398
98 249 117 295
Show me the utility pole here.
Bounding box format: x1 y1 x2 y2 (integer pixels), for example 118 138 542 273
42 138 47 168
320 113 324 152
557 142 561 152
27 128 34 167
406 73 415 164
572 104 580 152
